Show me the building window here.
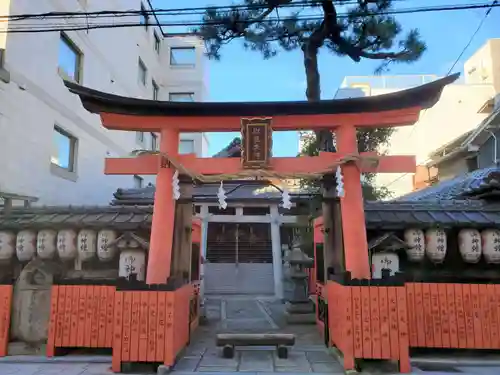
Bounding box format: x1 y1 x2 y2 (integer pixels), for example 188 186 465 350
51 126 77 172
466 156 479 172
154 32 161 54
152 79 159 100
138 58 147 85
170 47 196 67
136 131 145 144
151 132 158 150
169 92 195 102
58 33 83 83
179 140 195 154
140 3 149 29
134 175 143 189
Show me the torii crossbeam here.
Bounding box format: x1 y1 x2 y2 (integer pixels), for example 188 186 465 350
65 73 459 284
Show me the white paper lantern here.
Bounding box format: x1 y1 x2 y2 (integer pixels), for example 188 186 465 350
481 229 500 264
97 229 118 262
119 249 146 281
37 229 57 259
371 253 399 279
404 228 426 262
16 230 37 262
425 228 447 263
77 229 97 261
458 228 482 263
0 231 16 261
57 229 78 261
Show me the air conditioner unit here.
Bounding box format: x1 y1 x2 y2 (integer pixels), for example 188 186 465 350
467 144 480 152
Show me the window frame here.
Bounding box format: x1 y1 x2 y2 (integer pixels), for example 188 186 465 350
138 58 147 86
136 131 145 144
154 32 161 54
151 132 158 150
152 79 159 100
169 92 195 102
134 175 144 188
58 32 83 83
169 47 196 67
50 125 78 181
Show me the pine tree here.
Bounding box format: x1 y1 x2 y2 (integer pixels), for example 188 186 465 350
195 0 426 199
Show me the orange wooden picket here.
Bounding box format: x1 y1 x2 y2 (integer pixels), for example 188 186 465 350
0 285 13 357
46 285 115 356
327 281 411 373
406 283 500 349
112 284 193 373
190 282 201 333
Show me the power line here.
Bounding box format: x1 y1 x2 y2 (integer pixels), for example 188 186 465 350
446 0 498 75
382 1 498 191
3 2 500 33
1 1 336 20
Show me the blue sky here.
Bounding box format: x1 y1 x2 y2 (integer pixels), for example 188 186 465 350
153 0 500 157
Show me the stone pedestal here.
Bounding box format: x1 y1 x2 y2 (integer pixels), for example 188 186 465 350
283 245 315 325
11 258 60 347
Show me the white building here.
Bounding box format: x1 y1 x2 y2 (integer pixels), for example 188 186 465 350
0 0 209 207
333 39 500 198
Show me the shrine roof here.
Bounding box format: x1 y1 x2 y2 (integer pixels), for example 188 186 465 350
111 183 315 204
397 166 500 202
0 206 153 231
364 200 500 229
64 74 459 117
2 200 500 231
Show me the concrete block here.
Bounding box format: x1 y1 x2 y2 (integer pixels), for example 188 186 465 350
157 364 172 375
285 312 316 324
285 302 315 314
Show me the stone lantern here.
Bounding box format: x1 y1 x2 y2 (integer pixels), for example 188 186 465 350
283 239 315 324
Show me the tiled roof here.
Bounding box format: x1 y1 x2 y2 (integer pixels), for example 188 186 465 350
0 206 153 230
111 183 317 205
212 137 241 158
397 166 500 202
1 201 500 231
365 200 500 229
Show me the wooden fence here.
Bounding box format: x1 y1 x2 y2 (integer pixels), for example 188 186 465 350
46 285 116 356
326 281 411 373
111 284 192 372
326 280 500 373
406 283 500 349
0 285 12 357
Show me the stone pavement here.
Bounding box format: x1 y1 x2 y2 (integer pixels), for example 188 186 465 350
0 362 112 375
3 296 500 374
2 360 500 375
170 296 343 374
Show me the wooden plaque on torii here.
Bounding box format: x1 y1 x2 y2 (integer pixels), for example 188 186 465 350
240 118 273 169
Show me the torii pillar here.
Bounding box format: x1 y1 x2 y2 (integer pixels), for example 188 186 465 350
336 126 370 279
147 128 179 284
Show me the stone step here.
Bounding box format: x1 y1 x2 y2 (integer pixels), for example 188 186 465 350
285 312 316 325
285 302 315 314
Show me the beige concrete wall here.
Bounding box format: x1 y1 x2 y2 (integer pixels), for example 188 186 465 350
464 38 500 94
374 83 495 198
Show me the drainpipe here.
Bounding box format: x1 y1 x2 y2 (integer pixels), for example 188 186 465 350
487 130 498 165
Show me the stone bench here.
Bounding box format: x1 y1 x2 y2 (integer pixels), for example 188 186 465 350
215 333 295 359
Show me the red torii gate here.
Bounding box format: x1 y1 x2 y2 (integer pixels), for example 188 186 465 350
65 74 458 285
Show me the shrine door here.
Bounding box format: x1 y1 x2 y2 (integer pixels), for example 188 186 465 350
204 223 274 295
